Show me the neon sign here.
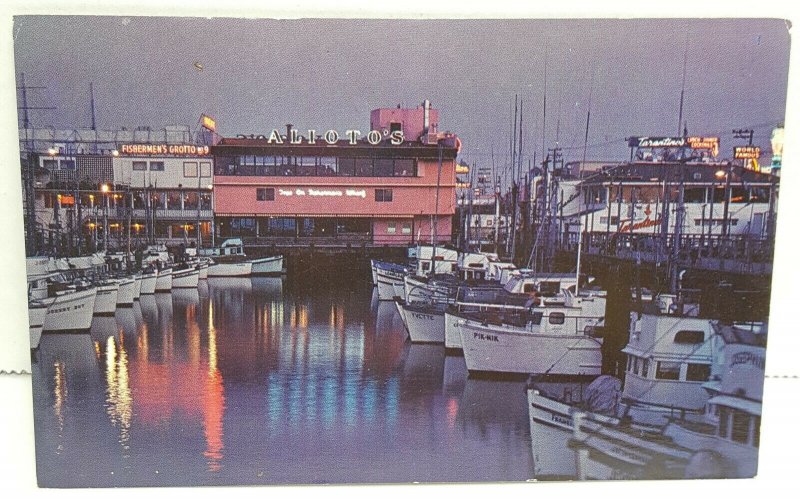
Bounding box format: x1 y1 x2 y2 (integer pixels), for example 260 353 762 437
120 144 210 156
277 188 367 199
236 129 404 146
734 146 761 160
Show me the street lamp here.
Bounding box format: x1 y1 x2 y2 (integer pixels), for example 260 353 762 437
101 183 110 251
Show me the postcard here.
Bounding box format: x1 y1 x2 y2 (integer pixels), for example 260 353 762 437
3 6 798 489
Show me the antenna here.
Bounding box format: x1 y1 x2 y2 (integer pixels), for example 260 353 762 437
89 82 97 130
677 30 689 136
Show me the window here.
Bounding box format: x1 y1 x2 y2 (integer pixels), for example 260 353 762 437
133 161 147 171
401 222 412 235
200 162 212 177
627 355 633 372
719 408 730 438
548 312 565 325
674 330 705 344
184 162 198 177
753 416 761 447
731 411 751 444
60 159 75 170
641 358 650 378
166 191 182 210
686 363 711 382
375 189 393 202
390 122 402 133
599 216 619 225
655 361 681 380
374 158 394 176
150 161 165 171
183 192 199 210
684 187 706 203
387 223 396 234
256 188 275 201
355 158 373 176
338 158 356 176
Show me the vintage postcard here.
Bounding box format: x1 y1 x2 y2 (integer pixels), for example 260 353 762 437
5 8 797 489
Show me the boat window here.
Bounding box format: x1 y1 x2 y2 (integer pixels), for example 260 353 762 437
523 283 536 293
674 330 705 344
641 358 650 378
548 312 565 325
686 363 711 382
731 410 750 444
540 281 560 295
655 361 681 380
719 407 730 438
627 355 633 372
633 357 640 375
528 311 544 325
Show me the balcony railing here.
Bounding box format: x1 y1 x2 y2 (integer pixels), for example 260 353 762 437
108 208 213 219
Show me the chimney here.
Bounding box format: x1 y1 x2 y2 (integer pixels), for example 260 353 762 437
286 123 293 140
422 99 431 134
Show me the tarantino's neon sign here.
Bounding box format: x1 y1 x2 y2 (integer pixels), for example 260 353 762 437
278 188 368 199
236 129 405 145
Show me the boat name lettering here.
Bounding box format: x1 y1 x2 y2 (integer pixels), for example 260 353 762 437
550 413 572 426
49 303 85 314
411 312 435 321
731 351 765 370
277 188 367 199
235 128 404 145
610 446 648 463
473 332 499 342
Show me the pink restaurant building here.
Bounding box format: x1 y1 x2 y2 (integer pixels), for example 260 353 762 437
211 102 460 246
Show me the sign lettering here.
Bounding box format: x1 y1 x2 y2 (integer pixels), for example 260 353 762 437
734 146 761 160
120 144 210 156
277 188 367 199
236 129 404 145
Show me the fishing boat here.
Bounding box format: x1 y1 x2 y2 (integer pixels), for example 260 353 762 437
251 255 284 275
172 265 200 288
115 277 137 306
154 267 173 292
374 261 409 300
139 269 158 295
199 239 256 277
41 284 97 333
569 322 766 480
28 300 48 350
458 289 607 377
400 301 449 343
93 280 120 316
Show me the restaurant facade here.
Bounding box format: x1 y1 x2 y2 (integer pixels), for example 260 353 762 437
211 103 461 247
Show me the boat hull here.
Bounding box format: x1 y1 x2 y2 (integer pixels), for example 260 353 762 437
42 288 97 333
403 304 446 343
444 310 462 350
116 278 137 306
173 268 200 288
207 261 252 277
93 283 119 315
139 273 158 295
28 303 48 349
251 256 284 275
459 320 603 376
155 269 173 292
375 267 404 301
197 263 209 280
132 275 142 300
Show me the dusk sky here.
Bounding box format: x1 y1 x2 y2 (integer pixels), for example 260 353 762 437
12 16 791 179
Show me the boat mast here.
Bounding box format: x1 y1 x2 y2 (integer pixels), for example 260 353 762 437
430 140 443 276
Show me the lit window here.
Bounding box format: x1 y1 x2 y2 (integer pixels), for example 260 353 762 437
401 222 411 235
387 223 396 234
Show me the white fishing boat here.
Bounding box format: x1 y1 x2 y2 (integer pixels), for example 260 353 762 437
207 259 252 277
444 286 532 350
131 274 143 301
251 255 284 275
93 281 120 316
374 261 408 300
115 277 137 306
154 268 173 292
370 259 379 286
401 301 448 343
199 239 258 277
41 286 98 333
28 300 48 350
172 266 200 288
139 269 158 295
459 289 607 377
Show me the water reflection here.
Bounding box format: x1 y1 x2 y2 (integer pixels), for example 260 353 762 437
33 277 535 486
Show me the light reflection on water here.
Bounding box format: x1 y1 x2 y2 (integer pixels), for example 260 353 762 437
32 277 533 487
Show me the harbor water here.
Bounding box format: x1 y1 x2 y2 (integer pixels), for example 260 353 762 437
32 276 534 487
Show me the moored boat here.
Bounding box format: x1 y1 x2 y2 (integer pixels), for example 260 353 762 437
154 268 173 292
93 281 120 316
401 301 448 344
42 286 98 333
251 255 284 275
139 270 158 295
206 260 252 277
172 266 200 288
115 277 137 306
28 300 48 350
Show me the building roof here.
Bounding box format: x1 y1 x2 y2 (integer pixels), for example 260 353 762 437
212 137 459 160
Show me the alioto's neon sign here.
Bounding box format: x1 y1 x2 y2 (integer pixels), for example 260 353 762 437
236 129 405 145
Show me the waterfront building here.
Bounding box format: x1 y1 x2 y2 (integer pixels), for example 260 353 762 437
211 102 460 247
19 124 214 254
